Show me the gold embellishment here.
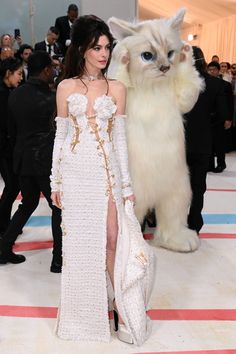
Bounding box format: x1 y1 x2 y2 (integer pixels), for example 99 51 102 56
70 114 81 152
122 183 131 189
107 117 114 141
135 252 148 266
87 114 96 120
87 113 115 199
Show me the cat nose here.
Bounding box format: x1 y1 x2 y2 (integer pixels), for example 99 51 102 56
159 65 170 73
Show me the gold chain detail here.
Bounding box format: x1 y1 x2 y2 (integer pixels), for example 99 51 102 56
70 114 81 152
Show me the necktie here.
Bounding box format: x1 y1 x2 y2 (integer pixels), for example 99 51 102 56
47 44 52 55
232 77 236 92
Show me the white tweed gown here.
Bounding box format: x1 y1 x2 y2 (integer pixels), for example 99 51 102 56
56 93 123 342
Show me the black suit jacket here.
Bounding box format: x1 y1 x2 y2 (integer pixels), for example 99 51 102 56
223 80 234 120
55 15 71 54
34 41 63 56
185 72 229 154
8 78 56 176
0 79 14 158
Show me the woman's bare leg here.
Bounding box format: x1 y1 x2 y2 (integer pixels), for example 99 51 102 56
106 196 118 288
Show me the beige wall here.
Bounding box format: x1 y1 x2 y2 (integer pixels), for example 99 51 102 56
182 15 236 64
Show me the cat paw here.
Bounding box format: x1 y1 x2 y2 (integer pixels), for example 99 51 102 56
151 227 200 252
180 43 192 63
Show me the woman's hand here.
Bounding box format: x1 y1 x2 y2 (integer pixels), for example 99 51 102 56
51 191 62 209
123 194 136 205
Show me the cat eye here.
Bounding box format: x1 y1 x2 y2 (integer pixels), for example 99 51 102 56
167 50 175 59
141 51 154 62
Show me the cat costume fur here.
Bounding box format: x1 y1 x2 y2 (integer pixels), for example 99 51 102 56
108 9 205 252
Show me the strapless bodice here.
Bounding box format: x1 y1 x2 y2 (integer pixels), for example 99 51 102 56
66 93 117 120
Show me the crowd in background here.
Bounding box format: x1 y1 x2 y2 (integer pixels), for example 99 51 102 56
0 3 79 269
0 3 236 267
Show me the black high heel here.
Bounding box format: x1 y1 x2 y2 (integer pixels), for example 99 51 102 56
146 209 157 228
113 308 133 344
113 309 119 331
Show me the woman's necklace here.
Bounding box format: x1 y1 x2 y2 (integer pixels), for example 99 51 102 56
81 73 103 81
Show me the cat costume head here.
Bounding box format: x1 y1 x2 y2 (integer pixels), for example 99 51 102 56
108 8 189 87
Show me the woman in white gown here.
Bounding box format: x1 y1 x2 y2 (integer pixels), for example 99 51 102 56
50 15 136 343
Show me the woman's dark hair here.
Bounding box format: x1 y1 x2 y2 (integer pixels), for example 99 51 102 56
192 46 207 76
62 15 114 80
0 57 22 78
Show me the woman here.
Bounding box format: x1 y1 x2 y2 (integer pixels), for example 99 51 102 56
0 33 22 54
220 61 232 83
0 57 22 241
50 15 137 343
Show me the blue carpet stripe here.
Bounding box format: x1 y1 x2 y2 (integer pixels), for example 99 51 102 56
26 214 236 227
203 214 236 224
26 216 51 227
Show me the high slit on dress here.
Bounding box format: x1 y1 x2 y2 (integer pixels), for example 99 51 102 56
56 93 123 341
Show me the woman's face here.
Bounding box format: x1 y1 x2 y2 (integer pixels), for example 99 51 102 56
84 35 111 72
220 62 228 73
1 35 12 47
6 68 23 88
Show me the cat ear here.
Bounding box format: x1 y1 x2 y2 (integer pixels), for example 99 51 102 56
168 7 186 31
108 17 136 40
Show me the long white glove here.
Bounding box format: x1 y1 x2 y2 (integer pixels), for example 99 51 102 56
113 115 133 198
50 117 68 192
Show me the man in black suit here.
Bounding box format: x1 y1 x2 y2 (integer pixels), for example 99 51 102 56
0 51 62 272
207 61 233 172
185 47 229 233
17 44 33 82
231 63 236 149
34 27 63 58
55 3 79 55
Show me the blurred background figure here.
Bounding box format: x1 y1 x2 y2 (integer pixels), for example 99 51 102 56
0 57 23 238
17 44 33 82
231 63 236 150
211 54 219 63
0 46 14 62
0 51 62 271
185 47 228 233
54 3 79 56
207 61 233 172
34 26 63 58
220 61 232 82
0 33 22 54
0 34 12 48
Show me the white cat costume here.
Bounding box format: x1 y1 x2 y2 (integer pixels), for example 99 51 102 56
108 8 205 252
